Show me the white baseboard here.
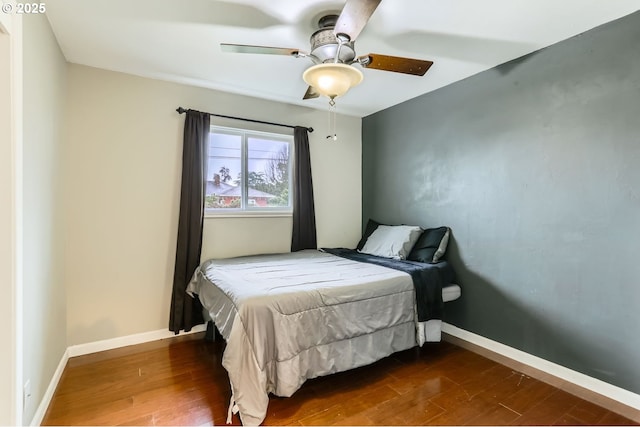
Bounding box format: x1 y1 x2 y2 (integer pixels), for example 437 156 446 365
29 348 68 427
67 324 206 358
32 325 207 425
442 322 640 421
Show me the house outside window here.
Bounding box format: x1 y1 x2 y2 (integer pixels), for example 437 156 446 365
206 126 293 214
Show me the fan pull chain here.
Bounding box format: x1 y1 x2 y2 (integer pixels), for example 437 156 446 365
326 97 338 141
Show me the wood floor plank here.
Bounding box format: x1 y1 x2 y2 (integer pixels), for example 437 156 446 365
359 392 446 425
597 411 639 425
330 411 373 426
428 383 478 411
464 403 521 426
455 363 515 398
386 370 458 396
567 399 611 425
426 395 498 426
498 376 559 415
553 413 590 426
510 389 580 425
475 372 536 407
41 332 639 426
115 414 154 426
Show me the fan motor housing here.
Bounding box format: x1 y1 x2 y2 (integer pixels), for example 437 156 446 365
310 15 356 64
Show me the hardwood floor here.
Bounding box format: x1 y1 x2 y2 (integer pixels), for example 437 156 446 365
42 333 638 426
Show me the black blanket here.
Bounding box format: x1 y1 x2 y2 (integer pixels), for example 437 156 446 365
321 248 455 322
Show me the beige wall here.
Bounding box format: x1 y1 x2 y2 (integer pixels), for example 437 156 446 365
0 20 15 427
21 13 68 424
0 12 22 425
63 65 362 346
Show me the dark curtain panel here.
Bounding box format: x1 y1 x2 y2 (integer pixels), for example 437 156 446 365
291 126 317 251
169 110 210 333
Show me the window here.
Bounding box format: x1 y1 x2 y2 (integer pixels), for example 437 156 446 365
206 126 293 214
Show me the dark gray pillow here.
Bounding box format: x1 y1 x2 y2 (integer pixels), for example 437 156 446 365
407 227 450 263
356 219 383 250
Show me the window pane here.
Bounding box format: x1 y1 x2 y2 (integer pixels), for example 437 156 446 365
205 126 293 213
247 137 290 208
207 132 242 209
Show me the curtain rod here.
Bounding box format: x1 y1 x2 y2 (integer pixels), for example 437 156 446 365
176 107 313 133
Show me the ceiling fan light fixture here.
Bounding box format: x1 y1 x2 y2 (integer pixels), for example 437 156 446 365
303 63 363 98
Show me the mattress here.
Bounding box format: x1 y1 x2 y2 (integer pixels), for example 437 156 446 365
187 249 460 425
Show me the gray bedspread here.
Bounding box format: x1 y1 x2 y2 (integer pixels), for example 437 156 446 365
186 250 442 425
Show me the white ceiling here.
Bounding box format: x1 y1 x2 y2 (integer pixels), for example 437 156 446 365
45 0 639 117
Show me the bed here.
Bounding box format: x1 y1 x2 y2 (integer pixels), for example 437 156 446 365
186 242 460 425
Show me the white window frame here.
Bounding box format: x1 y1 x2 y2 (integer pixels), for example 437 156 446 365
205 125 294 217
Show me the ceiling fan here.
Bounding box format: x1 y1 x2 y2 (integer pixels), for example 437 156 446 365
221 0 434 102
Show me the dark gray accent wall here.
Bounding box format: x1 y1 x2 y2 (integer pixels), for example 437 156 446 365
363 11 640 393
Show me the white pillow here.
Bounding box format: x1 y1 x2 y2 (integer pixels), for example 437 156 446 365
359 225 423 260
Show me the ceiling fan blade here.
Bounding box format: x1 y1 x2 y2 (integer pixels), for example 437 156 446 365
303 86 320 100
334 0 382 41
221 43 299 56
361 53 434 76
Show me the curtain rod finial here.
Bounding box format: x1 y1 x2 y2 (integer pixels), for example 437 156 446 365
308 127 314 133
176 107 188 114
